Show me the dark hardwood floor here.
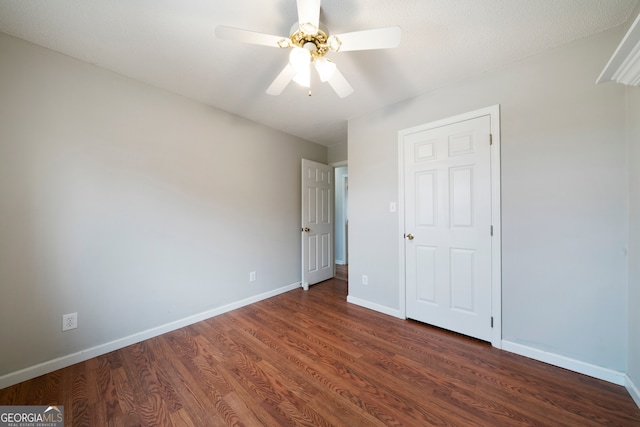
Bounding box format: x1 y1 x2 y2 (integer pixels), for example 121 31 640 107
2 270 639 426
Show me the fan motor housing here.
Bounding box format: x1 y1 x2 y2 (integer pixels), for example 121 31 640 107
286 21 335 58
290 28 330 57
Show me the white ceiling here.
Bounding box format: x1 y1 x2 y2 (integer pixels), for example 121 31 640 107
0 0 638 147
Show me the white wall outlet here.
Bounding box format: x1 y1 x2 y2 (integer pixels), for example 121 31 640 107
62 312 77 331
362 275 368 285
249 271 256 282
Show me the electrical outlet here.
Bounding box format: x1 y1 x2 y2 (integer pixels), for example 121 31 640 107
249 271 256 282
62 313 77 331
362 275 368 285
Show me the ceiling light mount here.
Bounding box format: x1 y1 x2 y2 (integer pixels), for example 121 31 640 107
288 26 336 59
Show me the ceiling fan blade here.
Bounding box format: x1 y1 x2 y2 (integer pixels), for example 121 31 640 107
327 66 354 98
267 63 297 95
296 0 321 31
215 25 286 48
334 26 401 52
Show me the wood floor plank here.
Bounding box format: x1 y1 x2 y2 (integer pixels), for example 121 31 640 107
1 269 639 426
170 407 197 427
71 363 91 427
155 356 227 427
111 367 137 418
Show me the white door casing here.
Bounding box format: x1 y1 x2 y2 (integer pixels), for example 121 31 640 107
398 106 501 347
302 159 334 290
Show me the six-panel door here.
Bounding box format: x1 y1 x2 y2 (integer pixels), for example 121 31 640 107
403 115 493 341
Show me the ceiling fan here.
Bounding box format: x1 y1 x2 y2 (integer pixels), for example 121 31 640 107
215 0 401 98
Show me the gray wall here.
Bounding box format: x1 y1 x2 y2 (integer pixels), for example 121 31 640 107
328 142 347 164
625 5 640 402
0 33 326 379
348 27 628 372
628 85 640 396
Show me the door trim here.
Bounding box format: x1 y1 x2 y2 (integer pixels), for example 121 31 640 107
397 105 502 348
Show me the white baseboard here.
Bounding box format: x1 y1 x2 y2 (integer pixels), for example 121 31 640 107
0 282 301 390
335 260 346 265
626 375 640 409
501 340 626 386
346 295 405 319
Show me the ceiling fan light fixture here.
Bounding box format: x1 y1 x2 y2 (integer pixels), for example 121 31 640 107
315 57 336 82
216 0 402 97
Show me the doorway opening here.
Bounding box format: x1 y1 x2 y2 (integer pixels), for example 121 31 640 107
334 165 348 268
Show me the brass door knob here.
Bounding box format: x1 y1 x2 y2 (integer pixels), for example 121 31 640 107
302 227 310 232
405 233 414 240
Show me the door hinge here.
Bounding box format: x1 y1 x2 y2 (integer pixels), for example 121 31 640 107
491 317 494 328
490 133 493 145
490 225 494 236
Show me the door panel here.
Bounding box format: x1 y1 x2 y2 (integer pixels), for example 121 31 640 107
450 248 475 312
302 159 334 289
450 166 473 226
416 171 436 226
404 115 492 341
415 246 436 303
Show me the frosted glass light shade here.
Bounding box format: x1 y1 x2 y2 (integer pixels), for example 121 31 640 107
290 46 311 88
290 47 311 73
315 58 337 82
